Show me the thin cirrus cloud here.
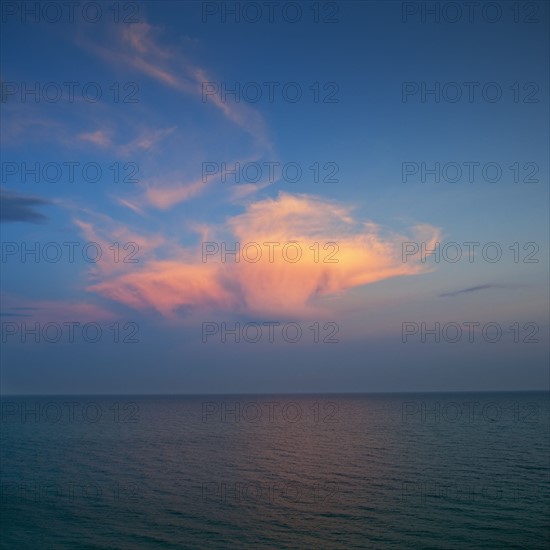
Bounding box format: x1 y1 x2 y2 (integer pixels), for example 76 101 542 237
79 21 270 149
439 284 510 297
78 126 176 158
72 213 166 278
0 110 65 147
74 20 274 210
86 192 441 320
123 150 278 212
78 129 113 148
108 172 213 213
142 175 212 210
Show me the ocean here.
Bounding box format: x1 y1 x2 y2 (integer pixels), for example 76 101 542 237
1 392 549 549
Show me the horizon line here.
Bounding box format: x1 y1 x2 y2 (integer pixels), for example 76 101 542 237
1 389 548 397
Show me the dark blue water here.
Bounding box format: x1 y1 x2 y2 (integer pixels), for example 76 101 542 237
1 393 549 548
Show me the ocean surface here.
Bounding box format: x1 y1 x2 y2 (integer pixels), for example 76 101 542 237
1 392 549 549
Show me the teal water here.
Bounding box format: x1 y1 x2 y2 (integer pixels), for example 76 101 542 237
1 393 549 548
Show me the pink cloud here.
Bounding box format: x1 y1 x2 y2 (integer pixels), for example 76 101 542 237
143 177 210 210
87 193 441 319
72 214 165 278
121 150 274 211
78 130 113 147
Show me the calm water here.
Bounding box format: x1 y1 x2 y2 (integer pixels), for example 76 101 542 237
1 393 549 549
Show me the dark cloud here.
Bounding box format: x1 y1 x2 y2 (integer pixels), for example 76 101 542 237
440 284 507 298
0 312 32 317
0 307 41 317
0 189 50 223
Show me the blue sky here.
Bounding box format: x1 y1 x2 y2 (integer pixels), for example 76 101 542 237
1 0 548 394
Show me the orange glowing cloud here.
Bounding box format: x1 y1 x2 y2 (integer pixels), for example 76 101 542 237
86 193 441 319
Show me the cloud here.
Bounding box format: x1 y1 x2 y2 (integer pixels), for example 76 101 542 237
439 284 510 297
142 176 210 209
123 150 273 211
120 127 175 155
0 110 64 147
71 211 166 278
78 126 175 158
0 312 33 317
70 19 279 211
78 22 271 149
78 129 113 147
87 193 441 319
0 189 50 223
113 197 147 216
72 21 276 210
1 305 42 318
0 294 116 324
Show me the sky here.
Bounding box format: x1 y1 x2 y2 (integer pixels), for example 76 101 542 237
0 0 548 394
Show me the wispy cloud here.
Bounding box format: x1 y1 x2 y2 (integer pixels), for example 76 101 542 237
72 210 166 278
116 150 274 212
0 294 116 323
77 126 175 158
71 21 276 210
0 110 65 147
142 176 211 210
440 284 509 298
78 22 271 150
0 312 33 317
78 129 113 148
